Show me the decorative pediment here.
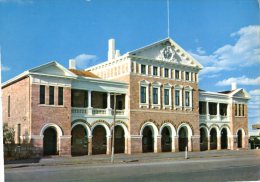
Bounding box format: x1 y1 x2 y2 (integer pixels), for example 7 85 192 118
29 61 77 77
231 89 251 99
129 38 203 69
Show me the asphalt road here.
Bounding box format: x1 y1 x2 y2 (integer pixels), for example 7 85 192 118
5 155 260 182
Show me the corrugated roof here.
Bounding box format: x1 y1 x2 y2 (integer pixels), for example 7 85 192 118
69 69 100 78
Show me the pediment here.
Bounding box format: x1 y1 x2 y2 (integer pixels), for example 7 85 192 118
29 61 76 77
129 38 203 69
232 89 251 99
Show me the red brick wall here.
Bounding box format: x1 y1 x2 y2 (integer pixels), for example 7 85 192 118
2 77 31 144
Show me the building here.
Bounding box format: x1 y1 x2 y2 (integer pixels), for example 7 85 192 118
2 38 251 156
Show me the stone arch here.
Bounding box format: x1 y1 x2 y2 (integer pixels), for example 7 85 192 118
177 123 193 137
140 122 159 137
140 122 159 153
209 124 220 136
177 121 194 135
160 123 176 152
159 123 176 137
236 128 246 148
200 125 209 151
139 119 159 133
71 119 91 129
40 123 63 137
91 122 111 137
177 123 193 152
111 122 129 138
72 121 91 137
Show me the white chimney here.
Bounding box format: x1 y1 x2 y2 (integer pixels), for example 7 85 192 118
115 50 120 58
108 38 116 60
231 82 237 90
69 59 76 69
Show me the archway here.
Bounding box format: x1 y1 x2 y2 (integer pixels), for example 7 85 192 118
237 130 242 148
200 127 208 151
71 125 88 156
114 125 125 153
92 125 107 155
142 126 154 153
210 128 217 150
178 127 188 151
161 127 171 152
43 127 57 155
221 128 228 149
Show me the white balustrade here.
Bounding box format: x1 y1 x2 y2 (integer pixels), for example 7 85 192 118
92 108 107 115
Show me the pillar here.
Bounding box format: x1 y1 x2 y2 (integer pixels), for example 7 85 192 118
217 102 220 120
207 135 211 150
88 136 92 155
191 135 200 152
188 137 192 152
156 135 161 153
106 93 112 115
174 136 179 152
217 135 221 150
31 135 43 157
206 102 209 120
88 90 93 115
130 135 142 153
107 136 111 155
60 135 71 156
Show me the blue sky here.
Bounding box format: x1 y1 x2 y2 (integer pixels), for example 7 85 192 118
0 0 259 129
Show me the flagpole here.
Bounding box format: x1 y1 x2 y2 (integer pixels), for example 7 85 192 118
0 47 5 182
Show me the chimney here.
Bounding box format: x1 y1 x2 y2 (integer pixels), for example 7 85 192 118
115 50 120 58
231 82 237 90
108 38 116 60
69 59 76 69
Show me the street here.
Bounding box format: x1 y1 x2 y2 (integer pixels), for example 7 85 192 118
5 151 260 182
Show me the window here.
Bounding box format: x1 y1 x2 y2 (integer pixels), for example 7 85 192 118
175 90 180 106
71 90 88 107
242 104 244 116
235 104 238 116
40 85 45 104
238 104 241 116
175 70 179 79
186 72 190 81
164 68 169 78
191 72 193 81
164 89 169 105
185 91 190 106
153 87 159 104
58 87 63 105
141 64 146 74
153 66 158 76
49 86 54 105
141 86 147 103
8 95 10 117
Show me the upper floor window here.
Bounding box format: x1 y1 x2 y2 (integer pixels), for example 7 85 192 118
175 90 180 106
40 85 45 104
49 86 54 105
140 86 147 104
152 87 159 104
141 64 146 74
153 66 158 76
164 89 170 105
8 95 10 117
185 72 190 81
175 70 180 79
185 91 190 106
164 68 169 78
236 104 245 116
58 87 63 105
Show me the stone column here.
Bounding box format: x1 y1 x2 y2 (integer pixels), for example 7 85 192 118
191 135 200 152
60 135 71 156
88 90 93 115
156 135 161 153
217 135 221 150
106 93 112 115
188 137 192 152
130 135 142 153
107 136 111 155
208 135 211 150
124 137 128 154
206 102 209 120
125 94 128 115
88 136 92 155
174 136 179 152
217 102 220 120
244 135 248 149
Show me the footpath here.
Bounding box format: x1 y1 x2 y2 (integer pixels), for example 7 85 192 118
5 149 260 169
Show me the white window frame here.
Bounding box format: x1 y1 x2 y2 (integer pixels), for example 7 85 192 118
163 84 172 109
185 71 190 81
139 64 148 75
174 85 183 109
152 66 160 77
152 82 161 108
175 70 180 80
184 86 193 110
139 80 150 108
164 68 170 78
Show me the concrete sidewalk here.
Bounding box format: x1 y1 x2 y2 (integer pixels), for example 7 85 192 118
5 149 260 169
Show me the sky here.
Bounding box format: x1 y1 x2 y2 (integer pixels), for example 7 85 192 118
0 0 259 129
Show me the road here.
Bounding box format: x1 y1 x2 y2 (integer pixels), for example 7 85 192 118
5 155 260 182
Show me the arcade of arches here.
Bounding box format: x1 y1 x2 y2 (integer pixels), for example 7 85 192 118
41 122 247 156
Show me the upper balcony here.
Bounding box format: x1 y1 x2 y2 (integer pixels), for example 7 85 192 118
199 101 229 123
71 89 127 118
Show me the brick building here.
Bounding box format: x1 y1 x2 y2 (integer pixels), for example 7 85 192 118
2 38 250 156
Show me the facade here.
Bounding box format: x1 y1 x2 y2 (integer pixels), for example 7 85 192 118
2 38 250 156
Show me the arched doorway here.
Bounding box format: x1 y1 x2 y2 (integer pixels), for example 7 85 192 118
142 126 154 153
43 127 57 155
178 127 188 152
200 128 208 151
92 125 107 155
114 125 125 153
161 127 171 152
210 128 217 150
71 125 88 156
221 128 228 149
237 130 242 148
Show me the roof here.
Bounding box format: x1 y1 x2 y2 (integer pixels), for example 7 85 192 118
69 69 100 78
218 90 233 94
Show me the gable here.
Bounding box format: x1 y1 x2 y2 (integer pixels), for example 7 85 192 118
29 61 77 77
129 38 203 69
232 89 251 99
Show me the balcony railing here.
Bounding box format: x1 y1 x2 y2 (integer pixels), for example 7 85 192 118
199 114 229 122
72 107 126 117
